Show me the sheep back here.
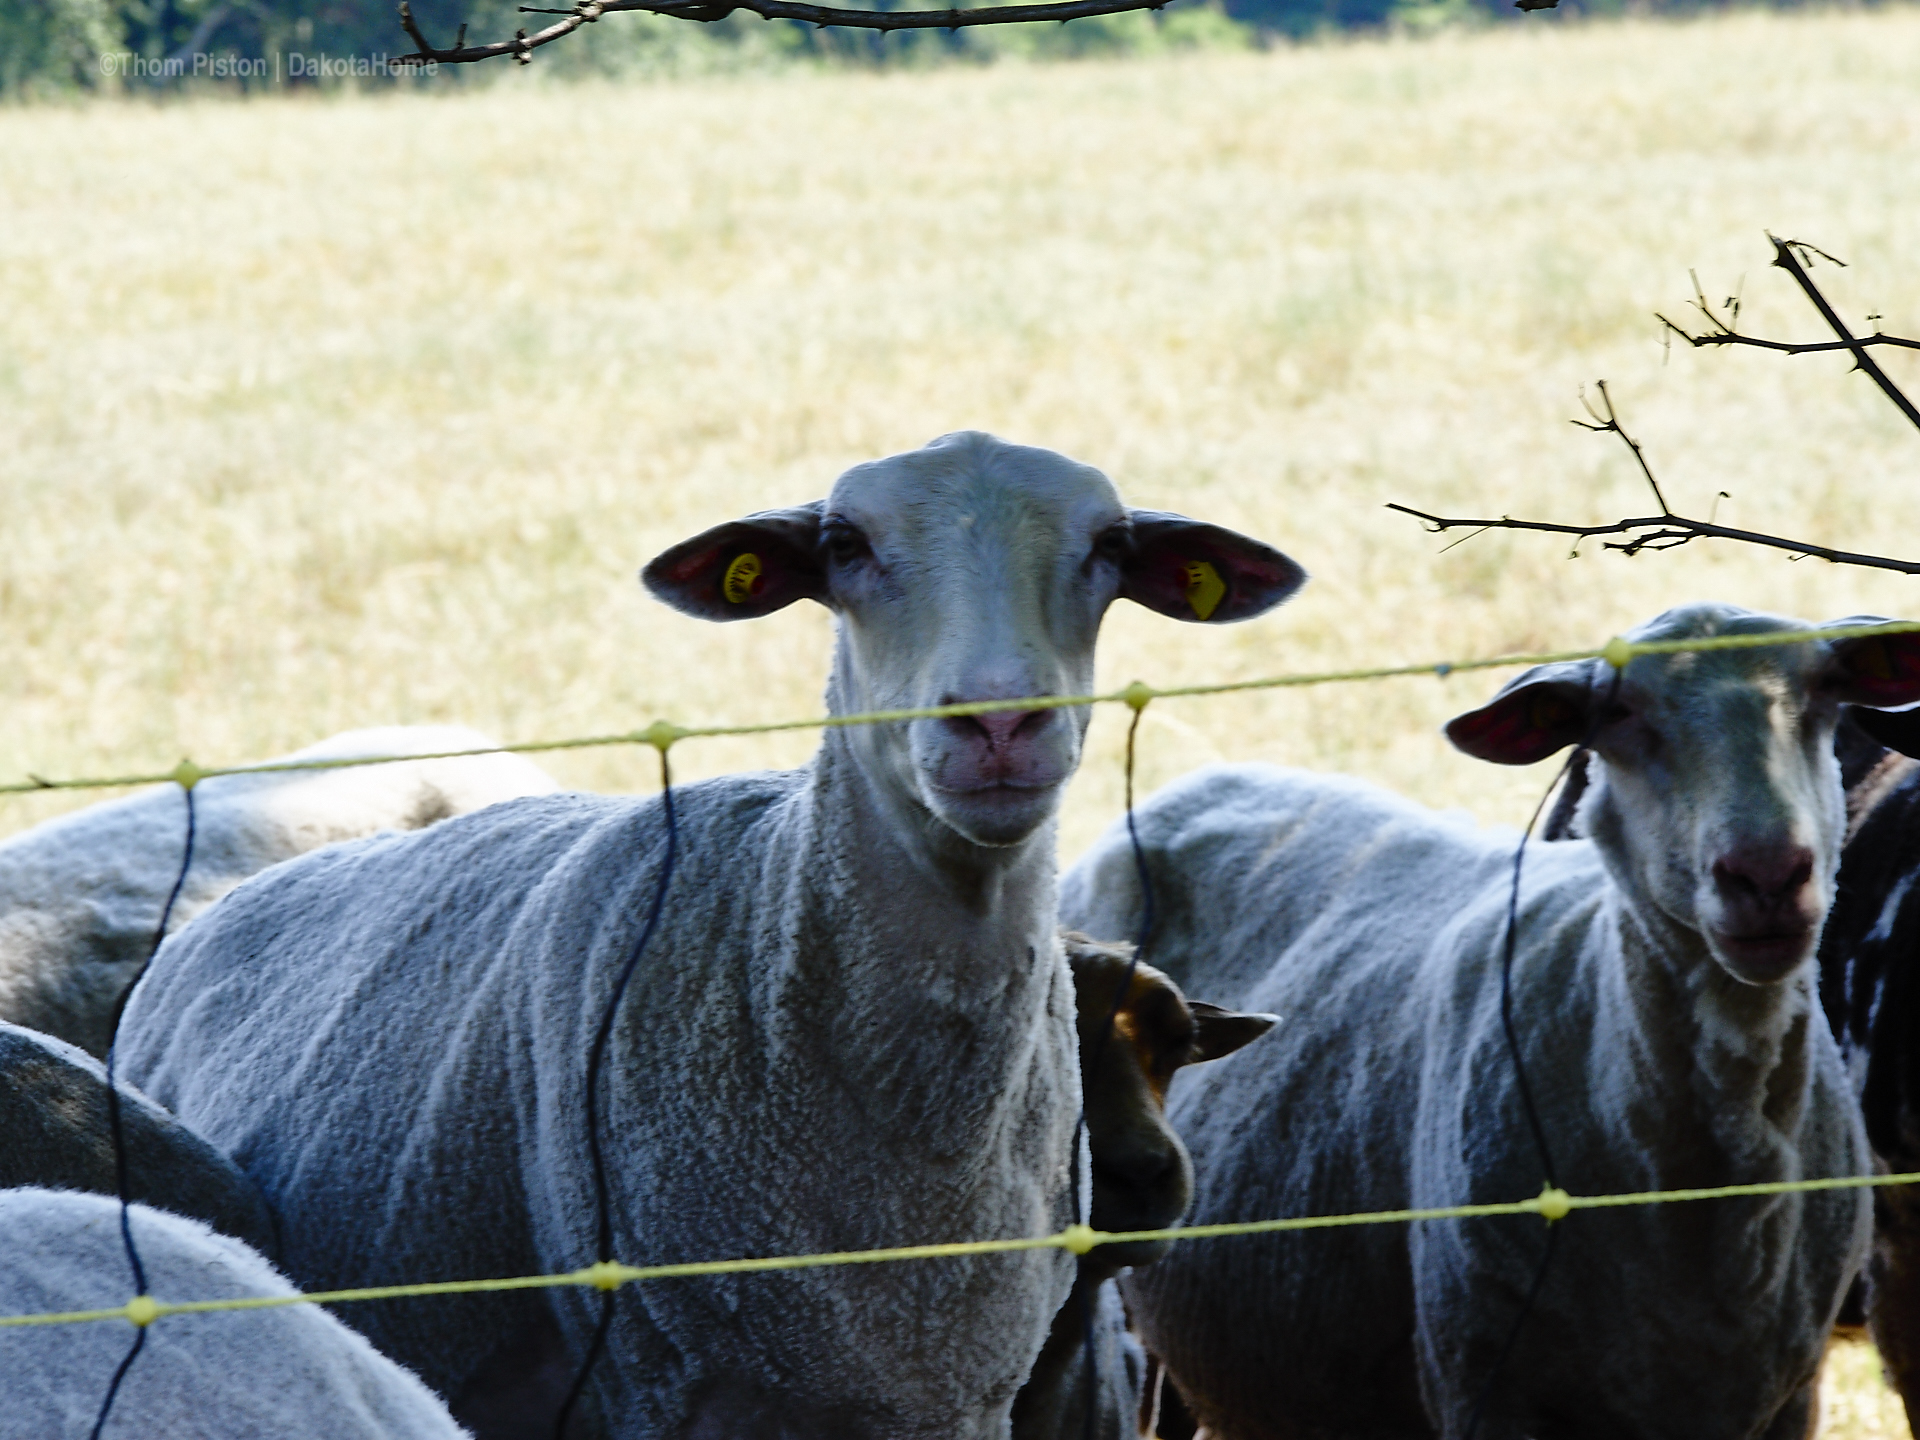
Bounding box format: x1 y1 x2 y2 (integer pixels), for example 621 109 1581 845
0 725 557 1057
0 1188 467 1439
0 1020 274 1256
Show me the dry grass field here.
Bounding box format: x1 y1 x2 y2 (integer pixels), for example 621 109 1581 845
4 5 1920 1430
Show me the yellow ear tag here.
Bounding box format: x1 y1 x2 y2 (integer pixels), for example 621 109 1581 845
1183 561 1225 621
722 552 764 605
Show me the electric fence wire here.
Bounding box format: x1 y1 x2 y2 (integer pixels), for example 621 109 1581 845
553 744 680 1439
1460 671 1620 1440
89 780 198 1439
1073 695 1159 1440
8 619 1917 803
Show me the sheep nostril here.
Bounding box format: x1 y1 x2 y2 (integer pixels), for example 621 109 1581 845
1713 846 1815 905
954 708 1050 751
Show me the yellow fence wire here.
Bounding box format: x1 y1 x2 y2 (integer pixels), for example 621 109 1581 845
7 619 1918 797
7 1172 1916 1332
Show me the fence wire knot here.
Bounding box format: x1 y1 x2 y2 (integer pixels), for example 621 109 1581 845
122 1295 161 1328
1533 1185 1573 1222
1058 1223 1100 1255
1601 636 1635 670
638 721 683 752
168 758 204 791
579 1260 634 1291
1121 681 1155 713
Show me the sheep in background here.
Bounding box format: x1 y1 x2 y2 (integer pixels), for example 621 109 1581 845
1815 705 1920 1425
1062 604 1918 1440
1010 934 1275 1440
117 433 1306 1438
0 1020 273 1255
0 724 558 1056
0 1187 468 1440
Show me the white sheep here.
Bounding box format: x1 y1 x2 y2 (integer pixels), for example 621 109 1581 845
0 1020 274 1256
1010 934 1274 1440
1061 603 1920 1440
117 432 1306 1438
0 725 558 1056
0 1187 468 1439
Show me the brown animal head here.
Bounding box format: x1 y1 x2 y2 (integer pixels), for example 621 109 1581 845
1063 931 1276 1271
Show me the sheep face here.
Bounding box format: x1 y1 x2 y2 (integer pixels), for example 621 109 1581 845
643 432 1304 850
1064 933 1276 1268
1449 604 1920 986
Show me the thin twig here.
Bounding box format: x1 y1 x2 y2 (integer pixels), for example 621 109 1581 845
1657 236 1920 433
1388 383 1920 575
397 0 1178 66
1574 380 1669 514
1657 326 1920 359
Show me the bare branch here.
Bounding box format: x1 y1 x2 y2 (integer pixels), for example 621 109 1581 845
1768 233 1920 433
1656 317 1920 359
1397 243 1920 579
1386 502 1920 575
1657 235 1920 434
1389 382 1920 576
397 0 1182 66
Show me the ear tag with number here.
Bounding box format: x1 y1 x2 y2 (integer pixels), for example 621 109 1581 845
1183 561 1225 621
722 552 766 605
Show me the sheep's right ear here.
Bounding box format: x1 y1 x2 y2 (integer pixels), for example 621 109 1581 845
1445 660 1599 767
1188 1002 1278 1063
642 503 827 621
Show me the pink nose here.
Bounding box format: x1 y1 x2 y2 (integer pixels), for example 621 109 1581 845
1712 845 1814 904
957 707 1052 751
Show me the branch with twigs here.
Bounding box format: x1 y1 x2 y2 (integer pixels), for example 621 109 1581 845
1386 381 1920 577
1658 234 1920 433
396 0 1182 66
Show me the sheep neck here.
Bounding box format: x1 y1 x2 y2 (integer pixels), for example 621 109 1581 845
1583 792 1818 1184
750 729 1068 1160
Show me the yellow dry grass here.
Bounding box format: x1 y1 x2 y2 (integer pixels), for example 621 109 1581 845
4 6 1920 1429
1827 1336 1912 1440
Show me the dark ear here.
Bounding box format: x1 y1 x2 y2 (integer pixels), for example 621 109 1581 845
1188 1002 1278 1063
1824 619 1920 710
1445 660 1599 767
1120 510 1306 624
641 503 826 621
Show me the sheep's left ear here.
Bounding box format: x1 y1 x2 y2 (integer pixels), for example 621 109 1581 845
1188 1002 1278 1063
1445 660 1600 767
1824 618 1920 710
1120 511 1306 624
642 503 826 621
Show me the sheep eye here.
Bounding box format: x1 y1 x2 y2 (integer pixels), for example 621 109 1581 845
1599 704 1661 757
1596 702 1641 736
821 519 870 565
1092 525 1134 565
